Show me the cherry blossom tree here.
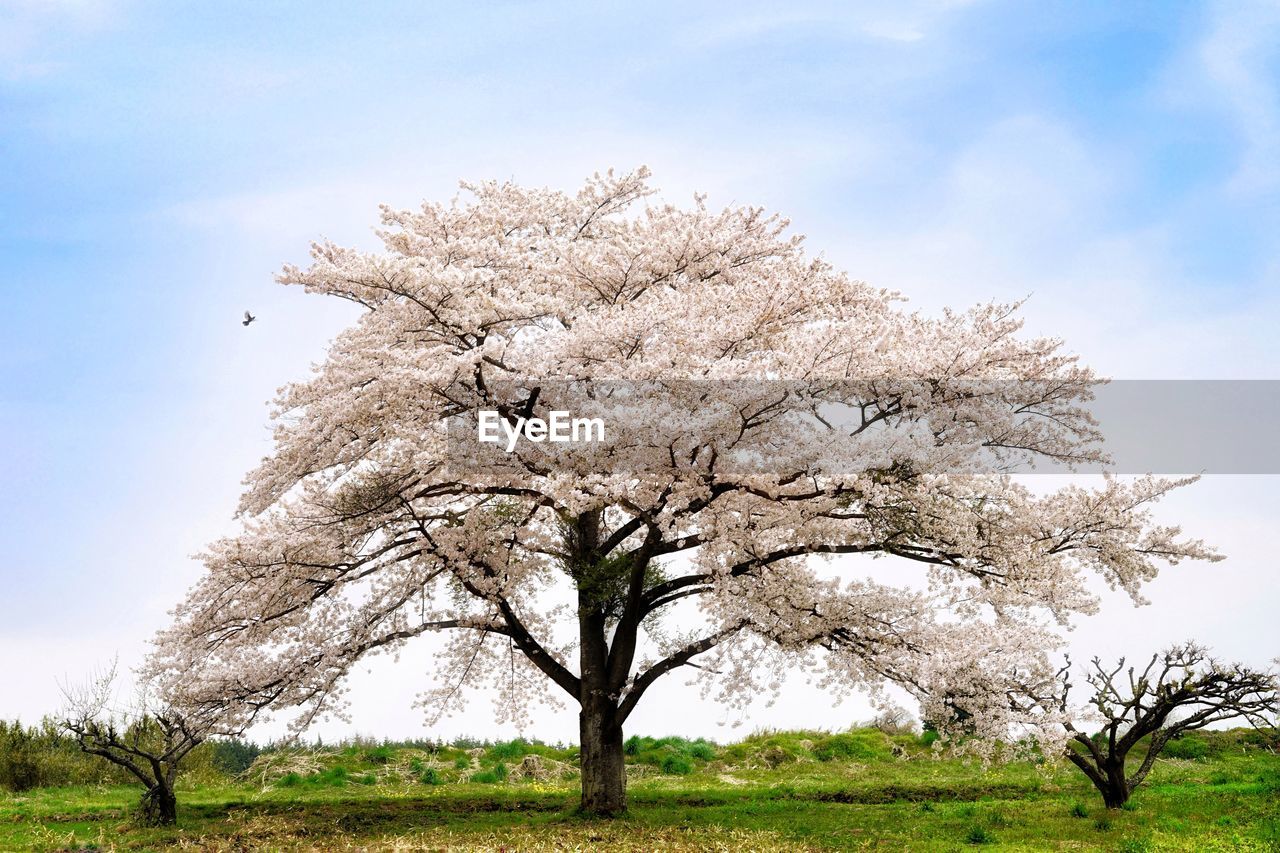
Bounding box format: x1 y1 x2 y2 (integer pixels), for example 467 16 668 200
149 169 1218 815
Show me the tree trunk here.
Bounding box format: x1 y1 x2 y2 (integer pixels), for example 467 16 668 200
578 696 626 816
1098 758 1130 809
138 784 177 826
1100 784 1129 810
569 510 632 816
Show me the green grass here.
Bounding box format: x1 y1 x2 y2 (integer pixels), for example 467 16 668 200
811 729 895 762
623 734 717 773
2 727 1278 851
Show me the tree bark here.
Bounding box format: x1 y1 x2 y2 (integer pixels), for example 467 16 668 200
578 694 626 815
576 594 627 816
1089 757 1131 809
139 783 177 826
1067 741 1132 810
572 511 629 817
1100 782 1129 810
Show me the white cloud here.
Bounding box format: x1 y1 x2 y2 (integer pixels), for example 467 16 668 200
0 0 117 79
1169 0 1280 193
682 0 981 49
823 111 1280 379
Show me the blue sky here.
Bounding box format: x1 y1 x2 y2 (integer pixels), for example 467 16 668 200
2 1 1278 740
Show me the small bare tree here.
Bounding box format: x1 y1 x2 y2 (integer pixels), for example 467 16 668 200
61 663 209 826
1016 642 1277 809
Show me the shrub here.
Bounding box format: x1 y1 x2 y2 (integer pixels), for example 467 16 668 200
1071 802 1090 818
420 767 442 785
622 735 716 769
812 730 892 762
319 766 349 786
209 738 262 775
454 755 471 769
364 745 393 764
0 718 144 790
1095 816 1113 832
687 741 716 761
660 754 693 775
1118 838 1153 853
965 824 995 844
489 739 529 761
720 730 815 765
0 732 41 792
1163 735 1209 760
626 735 673 758
761 746 795 767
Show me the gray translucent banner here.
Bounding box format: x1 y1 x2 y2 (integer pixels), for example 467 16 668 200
1079 380 1279 475
441 380 1280 476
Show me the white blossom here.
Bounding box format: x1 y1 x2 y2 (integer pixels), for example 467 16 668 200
147 169 1218 749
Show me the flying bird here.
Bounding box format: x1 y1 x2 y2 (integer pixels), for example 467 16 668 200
242 311 256 327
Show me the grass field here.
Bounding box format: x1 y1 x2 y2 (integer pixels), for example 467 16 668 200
2 728 1277 851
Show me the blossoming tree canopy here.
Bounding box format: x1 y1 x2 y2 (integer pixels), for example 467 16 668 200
149 168 1218 814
